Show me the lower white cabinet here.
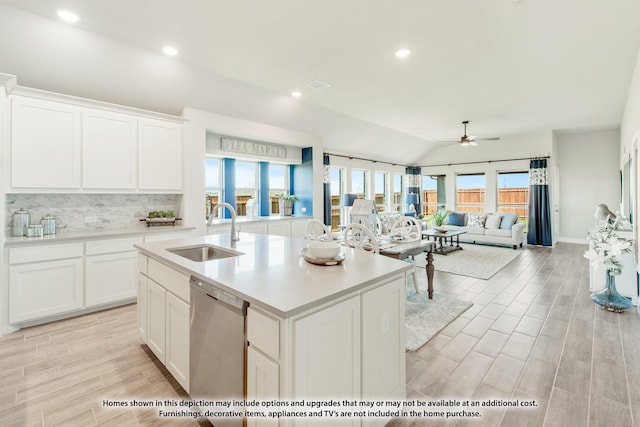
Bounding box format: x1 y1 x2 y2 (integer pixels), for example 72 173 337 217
8 242 84 324
241 222 268 235
147 279 167 363
165 292 190 390
267 221 290 237
138 273 148 343
292 296 361 405
246 275 405 427
9 257 84 323
247 347 280 427
290 219 308 238
140 259 190 392
85 251 138 307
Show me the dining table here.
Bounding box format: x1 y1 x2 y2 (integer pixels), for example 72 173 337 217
378 238 436 299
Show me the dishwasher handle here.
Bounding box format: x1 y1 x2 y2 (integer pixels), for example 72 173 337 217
190 277 247 313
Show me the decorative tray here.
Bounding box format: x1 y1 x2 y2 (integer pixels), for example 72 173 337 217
139 217 182 227
300 248 346 266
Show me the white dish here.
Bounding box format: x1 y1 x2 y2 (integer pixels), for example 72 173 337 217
306 241 341 259
300 248 345 266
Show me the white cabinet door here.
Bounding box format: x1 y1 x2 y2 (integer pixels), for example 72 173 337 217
138 273 148 344
292 296 360 410
240 222 268 235
165 292 190 392
267 221 291 237
290 219 309 238
9 258 84 323
85 251 138 307
138 118 182 191
147 279 166 364
82 109 137 189
10 95 81 189
247 347 279 426
361 278 405 404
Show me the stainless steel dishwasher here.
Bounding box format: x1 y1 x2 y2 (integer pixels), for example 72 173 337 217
190 276 247 426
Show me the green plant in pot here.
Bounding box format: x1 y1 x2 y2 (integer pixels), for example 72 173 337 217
277 194 298 216
433 210 449 228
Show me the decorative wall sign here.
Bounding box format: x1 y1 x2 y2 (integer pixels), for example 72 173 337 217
220 137 287 159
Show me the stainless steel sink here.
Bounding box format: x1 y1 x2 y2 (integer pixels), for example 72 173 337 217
167 244 243 262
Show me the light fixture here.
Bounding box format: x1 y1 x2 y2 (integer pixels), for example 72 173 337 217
291 91 302 98
162 46 179 57
395 49 411 58
56 9 80 23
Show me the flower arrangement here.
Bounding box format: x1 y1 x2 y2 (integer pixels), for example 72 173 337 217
583 213 632 275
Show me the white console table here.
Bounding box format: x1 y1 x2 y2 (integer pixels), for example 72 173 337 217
588 227 638 306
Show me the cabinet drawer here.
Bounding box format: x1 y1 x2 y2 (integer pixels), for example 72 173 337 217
86 236 143 255
247 307 280 360
9 242 84 265
148 258 190 303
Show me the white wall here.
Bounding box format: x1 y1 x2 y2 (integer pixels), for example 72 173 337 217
182 108 323 234
557 129 621 243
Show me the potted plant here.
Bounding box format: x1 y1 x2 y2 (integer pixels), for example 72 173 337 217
433 209 449 230
278 194 298 216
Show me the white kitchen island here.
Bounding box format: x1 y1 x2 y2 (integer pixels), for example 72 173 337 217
135 232 412 427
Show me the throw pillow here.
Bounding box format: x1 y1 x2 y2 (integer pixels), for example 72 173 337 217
485 213 503 229
467 212 486 228
447 212 466 227
500 213 519 230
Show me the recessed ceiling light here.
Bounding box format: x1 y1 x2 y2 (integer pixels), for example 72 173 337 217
395 49 411 58
291 91 302 98
56 9 80 23
162 46 179 57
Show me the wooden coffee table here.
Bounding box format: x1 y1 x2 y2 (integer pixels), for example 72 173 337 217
422 229 466 255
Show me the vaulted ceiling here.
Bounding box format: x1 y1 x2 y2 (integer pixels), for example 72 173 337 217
0 0 639 164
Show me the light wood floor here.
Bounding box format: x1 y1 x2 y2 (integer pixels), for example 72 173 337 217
0 242 638 426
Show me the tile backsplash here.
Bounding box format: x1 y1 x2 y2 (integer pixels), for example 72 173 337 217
6 194 182 233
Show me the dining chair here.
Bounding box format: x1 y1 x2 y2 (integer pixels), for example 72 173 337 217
343 223 379 253
390 216 421 293
306 219 333 241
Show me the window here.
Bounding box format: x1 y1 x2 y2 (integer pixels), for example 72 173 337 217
205 158 221 219
422 175 446 216
268 164 287 215
330 167 345 230
498 171 529 229
392 174 404 212
351 169 367 199
235 161 257 216
374 171 388 212
456 173 485 212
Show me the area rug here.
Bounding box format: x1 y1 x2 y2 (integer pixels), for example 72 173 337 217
405 289 472 351
416 243 523 280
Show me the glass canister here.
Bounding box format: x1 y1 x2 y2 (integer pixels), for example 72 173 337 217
12 208 30 237
41 215 57 235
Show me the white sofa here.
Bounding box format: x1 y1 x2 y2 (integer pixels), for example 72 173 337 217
436 212 525 249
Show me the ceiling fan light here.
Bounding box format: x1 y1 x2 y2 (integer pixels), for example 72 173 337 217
461 140 470 147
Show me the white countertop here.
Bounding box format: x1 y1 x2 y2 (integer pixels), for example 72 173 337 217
206 214 311 226
4 225 196 247
135 233 411 318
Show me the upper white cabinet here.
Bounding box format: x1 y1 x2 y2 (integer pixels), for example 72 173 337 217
138 118 183 191
82 109 137 189
11 96 81 189
7 91 183 193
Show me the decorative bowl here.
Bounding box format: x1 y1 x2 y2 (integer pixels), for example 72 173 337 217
306 241 341 259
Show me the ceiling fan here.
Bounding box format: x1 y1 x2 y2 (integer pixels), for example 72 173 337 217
436 121 500 146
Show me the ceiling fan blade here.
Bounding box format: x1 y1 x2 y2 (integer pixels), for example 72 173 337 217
469 140 479 146
474 137 500 141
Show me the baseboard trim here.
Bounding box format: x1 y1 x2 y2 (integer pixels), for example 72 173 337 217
557 236 588 244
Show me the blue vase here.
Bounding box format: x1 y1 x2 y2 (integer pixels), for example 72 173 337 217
591 269 633 312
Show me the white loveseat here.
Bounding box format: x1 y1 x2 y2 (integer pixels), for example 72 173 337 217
436 212 525 249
